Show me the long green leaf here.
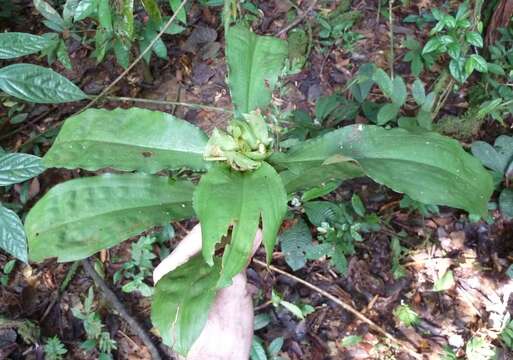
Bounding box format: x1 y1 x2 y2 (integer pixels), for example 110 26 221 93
0 33 54 59
141 0 162 25
273 125 493 215
0 153 45 186
0 205 28 262
193 162 287 286
44 108 209 172
0 64 87 104
226 25 287 113
26 174 195 262
152 254 221 356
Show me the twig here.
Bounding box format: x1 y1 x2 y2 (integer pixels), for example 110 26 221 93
81 0 189 112
103 96 233 113
276 0 319 37
388 0 395 79
82 259 164 360
16 94 227 151
252 259 423 359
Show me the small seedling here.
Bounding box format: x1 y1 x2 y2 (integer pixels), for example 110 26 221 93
393 303 420 327
72 287 117 358
44 336 68 360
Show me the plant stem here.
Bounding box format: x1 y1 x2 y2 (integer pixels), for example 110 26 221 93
388 0 395 79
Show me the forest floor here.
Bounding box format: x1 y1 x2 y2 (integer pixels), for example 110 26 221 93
2 0 513 359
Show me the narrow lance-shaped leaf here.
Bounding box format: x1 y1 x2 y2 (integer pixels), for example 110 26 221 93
0 205 28 263
26 174 195 262
273 125 493 215
0 33 54 59
152 254 221 356
226 25 288 113
0 153 45 186
193 163 287 286
44 108 209 173
0 64 87 104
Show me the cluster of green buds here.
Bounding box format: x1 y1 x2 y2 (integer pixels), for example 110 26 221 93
204 111 273 171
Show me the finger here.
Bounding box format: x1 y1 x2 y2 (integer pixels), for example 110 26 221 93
153 224 202 284
153 226 263 284
186 273 253 360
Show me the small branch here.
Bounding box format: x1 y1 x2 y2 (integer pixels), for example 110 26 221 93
103 96 233 113
82 259 164 360
81 0 189 112
252 259 422 360
276 0 319 37
388 0 395 79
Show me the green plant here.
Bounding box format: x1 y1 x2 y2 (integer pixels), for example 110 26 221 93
315 2 363 53
467 27 513 125
0 152 45 262
390 237 407 279
393 303 420 327
0 259 16 286
471 135 513 218
466 336 496 360
422 2 487 83
0 0 186 69
271 289 314 320
500 318 513 349
72 287 117 358
340 335 362 348
113 234 157 296
44 336 68 360
251 335 284 360
17 22 494 358
403 36 436 76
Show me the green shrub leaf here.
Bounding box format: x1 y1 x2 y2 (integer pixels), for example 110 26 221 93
26 174 195 262
372 68 393 98
273 125 493 215
391 76 407 106
0 64 87 103
141 0 162 25
0 32 54 59
280 219 313 271
33 0 65 31
500 189 513 219
0 153 45 186
377 103 400 125
465 32 483 48
471 136 513 175
74 0 97 21
226 25 287 113
44 108 209 173
412 78 426 105
152 254 221 356
0 205 28 263
193 163 287 286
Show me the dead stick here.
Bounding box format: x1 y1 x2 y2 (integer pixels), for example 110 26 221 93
276 0 319 37
252 259 422 359
82 259 164 360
